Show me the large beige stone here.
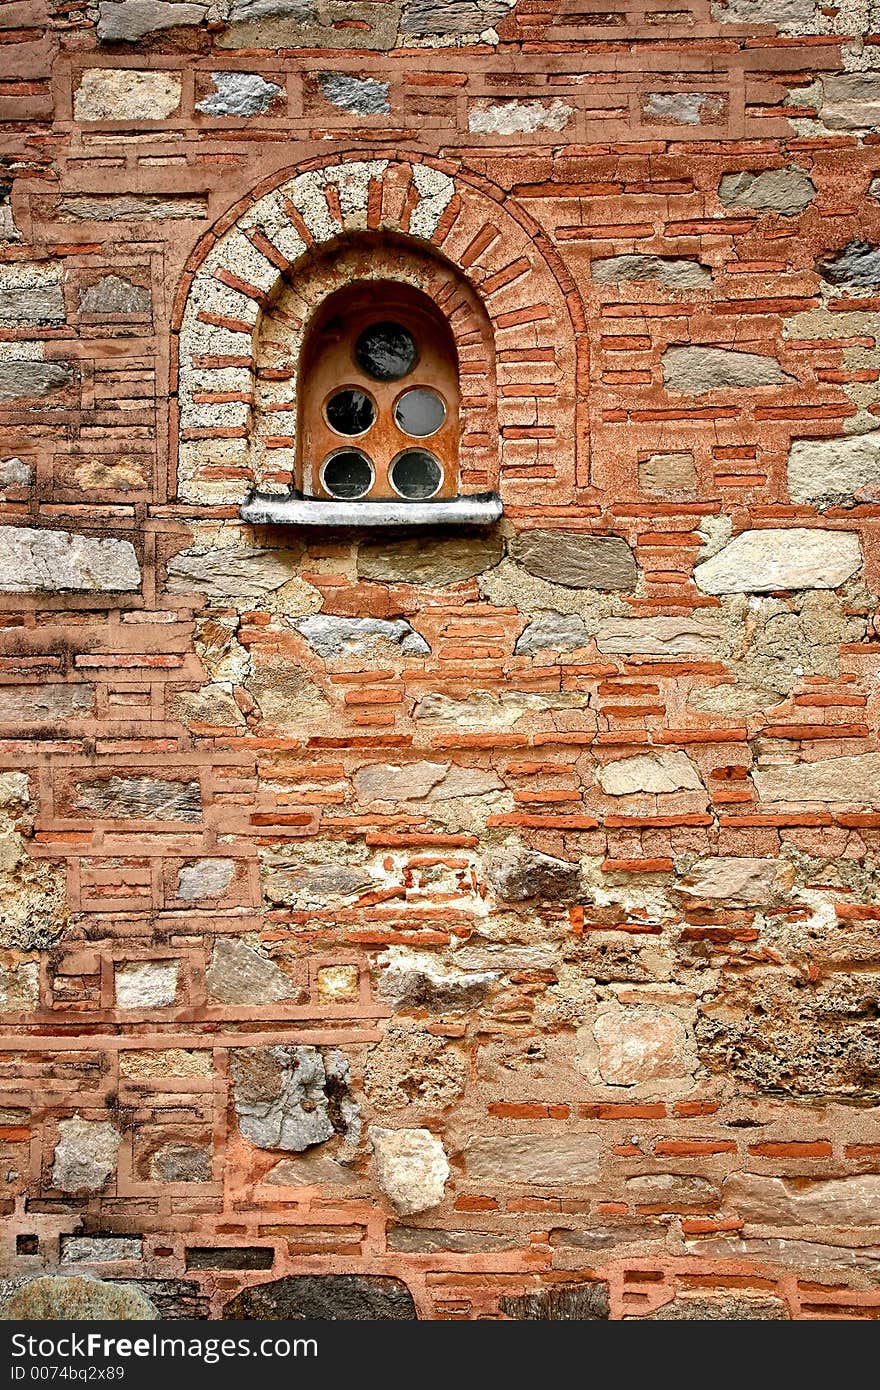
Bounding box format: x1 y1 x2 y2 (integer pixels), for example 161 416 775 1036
752 751 880 803
464 1133 601 1184
0 527 139 592
510 530 637 591
694 528 861 594
74 69 182 121
676 856 795 901
355 761 501 804
598 751 703 796
370 1126 450 1215
115 960 178 1008
167 545 300 599
724 1172 880 1226
593 1009 691 1086
357 534 502 586
638 452 697 495
787 430 880 508
595 615 723 657
663 346 795 394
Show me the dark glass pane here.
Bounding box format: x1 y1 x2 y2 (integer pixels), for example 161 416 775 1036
322 450 373 499
390 449 443 500
394 387 446 437
326 388 375 436
355 322 417 382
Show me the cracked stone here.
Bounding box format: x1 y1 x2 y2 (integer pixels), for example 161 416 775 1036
694 528 861 594
499 1283 610 1320
718 166 816 215
205 937 295 1005
231 1046 356 1151
676 855 795 902
318 73 390 114
166 545 300 599
0 526 138 593
663 346 795 393
591 254 712 289
596 615 723 657
52 1116 121 1193
74 776 201 821
724 1172 880 1226
377 947 497 1012
593 1009 691 1086
752 750 880 803
354 760 501 804
292 614 429 658
370 1126 450 1215
598 751 704 796
515 611 589 655
97 0 207 41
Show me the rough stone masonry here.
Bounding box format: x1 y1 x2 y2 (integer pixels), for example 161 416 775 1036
0 0 879 1325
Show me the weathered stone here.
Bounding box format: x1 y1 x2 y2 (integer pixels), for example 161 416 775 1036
0 527 138 593
625 1173 719 1207
414 689 589 729
60 1236 143 1263
0 684 94 724
97 0 207 42
355 760 501 804
0 457 31 489
364 1028 467 1112
694 528 861 594
79 275 150 316
0 270 65 327
591 254 711 289
677 855 795 901
752 751 880 803
515 611 589 655
318 73 390 115
788 430 880 507
167 545 300 599
149 1142 212 1182
3 1276 157 1321
643 91 724 124
464 1134 602 1184
74 69 182 121
357 533 503 586
264 1154 356 1186
186 1248 272 1271
468 98 573 135
169 683 245 732
821 74 880 131
52 1116 121 1193
74 776 201 821
499 1282 609 1320
0 361 73 401
176 858 234 901
592 1009 692 1086
377 947 497 1012
598 751 704 796
316 964 359 1003
638 452 697 495
119 1049 211 1078
401 0 516 35
223 1274 416 1320
292 614 429 658
647 1292 789 1320
231 1046 355 1151
370 1126 450 1215
0 961 37 1012
72 457 147 490
724 1172 880 1226
818 240 880 287
388 1228 519 1253
61 194 206 220
509 530 637 591
596 615 723 657
205 937 295 1005
663 346 795 393
196 72 283 116
713 0 815 26
686 1235 880 1272
115 960 178 1008
262 860 373 907
488 847 581 902
718 166 816 216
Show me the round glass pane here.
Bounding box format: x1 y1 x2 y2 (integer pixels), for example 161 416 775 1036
321 450 373 500
355 322 418 382
390 449 443 500
394 387 446 438
325 388 375 436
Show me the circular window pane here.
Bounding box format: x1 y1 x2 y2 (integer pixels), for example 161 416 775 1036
321 450 374 500
355 322 418 382
326 388 375 436
394 387 446 438
390 449 443 501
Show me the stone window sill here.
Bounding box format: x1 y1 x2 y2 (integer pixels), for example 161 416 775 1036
239 490 503 528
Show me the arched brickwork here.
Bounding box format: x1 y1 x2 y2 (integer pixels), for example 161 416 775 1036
172 155 585 507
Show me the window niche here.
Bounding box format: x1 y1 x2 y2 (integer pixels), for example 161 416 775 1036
240 240 502 528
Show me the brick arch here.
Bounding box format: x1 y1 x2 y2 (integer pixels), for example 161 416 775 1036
172 155 585 506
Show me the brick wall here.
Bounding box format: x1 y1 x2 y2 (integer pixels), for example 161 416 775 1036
1 0 880 1321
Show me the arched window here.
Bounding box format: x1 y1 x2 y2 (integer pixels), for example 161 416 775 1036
299 281 460 503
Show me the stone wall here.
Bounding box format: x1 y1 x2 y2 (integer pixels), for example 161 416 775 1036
1 0 880 1323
